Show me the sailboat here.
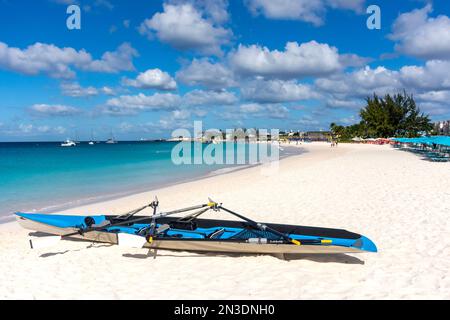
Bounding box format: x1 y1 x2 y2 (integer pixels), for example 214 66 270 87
106 130 118 144
88 130 95 145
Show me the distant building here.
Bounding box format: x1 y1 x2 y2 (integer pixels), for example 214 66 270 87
304 131 331 141
434 120 450 135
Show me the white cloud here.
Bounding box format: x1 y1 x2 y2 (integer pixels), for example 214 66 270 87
339 53 372 68
326 98 363 109
139 3 231 56
245 0 325 25
83 43 138 73
60 82 116 97
100 86 116 96
176 59 236 89
184 89 237 106
389 5 450 60
94 0 114 10
60 82 99 97
104 93 181 115
18 123 33 133
29 104 82 116
241 79 318 103
313 62 450 116
220 103 289 120
295 115 320 127
399 60 450 91
171 109 191 120
315 66 401 99
239 103 289 119
0 122 68 136
122 69 177 91
101 89 237 116
326 0 365 12
416 90 450 104
54 126 67 134
0 42 138 79
167 0 230 24
229 41 342 79
244 0 365 26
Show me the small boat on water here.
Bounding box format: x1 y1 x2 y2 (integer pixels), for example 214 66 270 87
88 130 96 145
105 138 118 144
60 140 76 147
105 130 118 144
15 199 377 255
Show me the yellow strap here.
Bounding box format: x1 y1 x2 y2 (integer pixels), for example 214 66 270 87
207 202 217 207
148 236 153 244
321 239 332 244
291 239 301 246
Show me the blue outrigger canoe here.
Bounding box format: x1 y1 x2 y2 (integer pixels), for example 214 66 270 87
16 200 377 255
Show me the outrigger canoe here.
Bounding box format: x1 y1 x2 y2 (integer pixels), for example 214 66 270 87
15 199 377 255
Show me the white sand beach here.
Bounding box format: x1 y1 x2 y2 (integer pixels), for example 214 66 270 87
0 142 449 299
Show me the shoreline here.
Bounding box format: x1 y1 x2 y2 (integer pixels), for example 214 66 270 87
1 144 305 224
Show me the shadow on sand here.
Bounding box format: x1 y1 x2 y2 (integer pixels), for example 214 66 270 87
122 250 364 265
30 232 364 265
29 231 114 258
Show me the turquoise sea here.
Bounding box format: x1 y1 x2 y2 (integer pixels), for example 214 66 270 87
0 141 300 221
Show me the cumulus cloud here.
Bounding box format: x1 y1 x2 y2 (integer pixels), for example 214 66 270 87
229 41 342 79
239 103 289 119
29 104 82 117
61 82 99 97
101 89 237 116
122 69 177 91
315 66 401 100
0 42 138 79
104 93 181 115
139 3 232 55
83 43 138 73
60 82 116 97
399 60 450 91
241 79 318 103
389 5 450 60
0 122 68 136
167 0 230 24
313 61 450 116
184 89 237 106
176 59 236 89
244 0 365 26
416 90 450 104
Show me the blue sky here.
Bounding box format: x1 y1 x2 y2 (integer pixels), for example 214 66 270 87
0 0 449 141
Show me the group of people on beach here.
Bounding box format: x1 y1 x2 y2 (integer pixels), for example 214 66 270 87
331 139 339 148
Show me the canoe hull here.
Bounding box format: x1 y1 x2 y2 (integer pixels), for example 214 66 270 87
16 214 371 254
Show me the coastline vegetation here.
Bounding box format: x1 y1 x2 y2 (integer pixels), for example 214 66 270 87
330 91 434 141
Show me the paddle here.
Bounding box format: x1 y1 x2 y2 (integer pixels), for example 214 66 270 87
118 199 315 249
29 202 213 249
216 204 302 246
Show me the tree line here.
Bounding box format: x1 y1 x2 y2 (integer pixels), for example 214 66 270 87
330 92 434 141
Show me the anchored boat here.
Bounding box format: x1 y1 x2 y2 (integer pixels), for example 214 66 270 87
15 199 377 255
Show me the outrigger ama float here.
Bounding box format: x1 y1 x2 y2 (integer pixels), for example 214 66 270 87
16 198 377 255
